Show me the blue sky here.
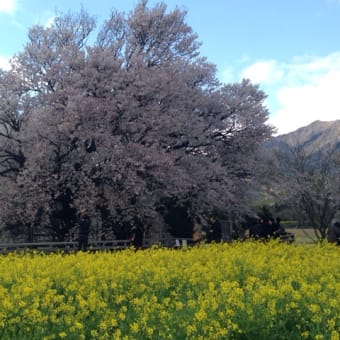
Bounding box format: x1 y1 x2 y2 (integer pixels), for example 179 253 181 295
1 0 340 134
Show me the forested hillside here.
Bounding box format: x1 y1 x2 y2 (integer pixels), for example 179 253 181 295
260 119 340 239
266 119 340 156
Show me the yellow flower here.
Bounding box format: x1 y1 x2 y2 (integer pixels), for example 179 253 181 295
327 318 336 330
114 329 122 339
130 322 139 333
195 310 207 321
0 241 339 339
315 335 324 340
175 301 183 310
99 321 108 331
90 330 99 337
74 321 83 330
186 324 197 335
331 331 339 340
309 304 320 313
146 327 154 336
301 331 309 338
110 318 118 328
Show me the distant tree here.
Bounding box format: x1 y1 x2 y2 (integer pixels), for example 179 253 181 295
0 1 273 241
268 144 340 240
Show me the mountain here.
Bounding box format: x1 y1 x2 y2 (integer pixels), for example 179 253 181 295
266 120 340 155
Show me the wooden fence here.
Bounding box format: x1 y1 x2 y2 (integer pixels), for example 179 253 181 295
0 238 193 254
0 233 295 254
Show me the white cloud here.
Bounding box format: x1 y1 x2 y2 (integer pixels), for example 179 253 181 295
45 15 55 28
0 0 17 14
0 56 10 70
241 60 284 85
31 11 56 29
233 52 340 135
269 54 340 134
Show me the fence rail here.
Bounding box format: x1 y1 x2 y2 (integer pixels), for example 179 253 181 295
0 238 193 254
0 233 295 254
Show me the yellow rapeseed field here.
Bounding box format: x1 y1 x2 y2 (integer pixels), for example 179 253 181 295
0 241 339 339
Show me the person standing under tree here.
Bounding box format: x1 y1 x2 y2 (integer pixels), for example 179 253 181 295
273 217 285 238
130 224 144 250
192 221 203 245
207 216 222 243
78 208 91 251
328 221 340 245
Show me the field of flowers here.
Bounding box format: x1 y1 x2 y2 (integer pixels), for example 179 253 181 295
0 241 339 339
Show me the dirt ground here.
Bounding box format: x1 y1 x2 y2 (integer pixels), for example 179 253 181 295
286 228 318 243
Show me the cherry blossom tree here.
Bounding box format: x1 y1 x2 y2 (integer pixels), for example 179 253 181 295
0 1 273 241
